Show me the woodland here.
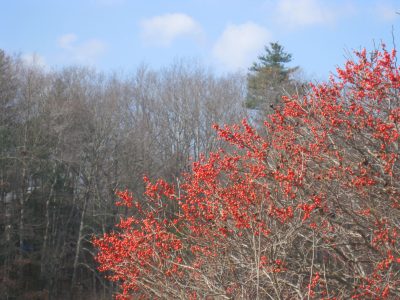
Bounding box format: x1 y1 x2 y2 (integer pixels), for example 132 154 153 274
1 43 400 299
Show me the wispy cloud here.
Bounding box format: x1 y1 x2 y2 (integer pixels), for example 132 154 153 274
57 33 107 64
375 3 398 22
274 0 339 27
213 22 271 71
22 53 47 69
140 13 203 47
57 33 78 49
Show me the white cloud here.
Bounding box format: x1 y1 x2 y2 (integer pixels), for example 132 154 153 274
375 3 398 22
57 33 77 49
73 39 107 62
275 0 336 27
57 33 107 64
140 13 203 46
22 53 47 69
213 22 271 71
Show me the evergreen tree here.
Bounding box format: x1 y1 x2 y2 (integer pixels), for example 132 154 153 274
246 42 298 111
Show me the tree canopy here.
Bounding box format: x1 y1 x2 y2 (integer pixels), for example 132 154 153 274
250 42 293 73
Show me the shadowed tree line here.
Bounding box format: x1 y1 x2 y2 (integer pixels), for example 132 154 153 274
0 51 247 299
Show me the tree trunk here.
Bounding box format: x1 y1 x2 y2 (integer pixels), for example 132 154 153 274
71 191 88 293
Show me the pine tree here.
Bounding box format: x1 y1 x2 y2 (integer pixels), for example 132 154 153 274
245 42 298 111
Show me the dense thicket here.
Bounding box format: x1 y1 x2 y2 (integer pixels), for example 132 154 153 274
94 46 400 299
0 52 246 299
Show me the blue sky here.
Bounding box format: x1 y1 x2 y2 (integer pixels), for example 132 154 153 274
1 0 399 80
